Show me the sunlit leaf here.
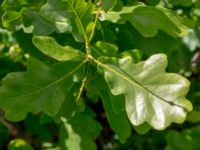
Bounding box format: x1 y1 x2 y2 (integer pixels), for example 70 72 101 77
97 54 193 130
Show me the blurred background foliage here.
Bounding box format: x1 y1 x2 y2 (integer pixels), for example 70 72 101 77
0 0 200 150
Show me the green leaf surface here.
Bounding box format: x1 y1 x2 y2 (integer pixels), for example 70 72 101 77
132 123 151 134
1 0 45 31
22 9 56 35
100 4 189 37
86 75 131 142
116 23 180 56
40 0 94 42
119 49 143 64
1 0 94 39
187 110 200 123
99 90 132 143
101 0 118 11
33 36 86 61
54 81 87 123
97 54 193 130
8 139 33 150
91 41 118 58
69 113 102 140
59 114 101 150
0 57 86 121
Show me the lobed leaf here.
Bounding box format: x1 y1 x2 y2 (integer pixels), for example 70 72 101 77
86 74 131 142
98 54 193 130
99 90 132 143
1 0 94 40
0 57 86 121
100 4 189 37
33 36 86 61
1 0 46 31
40 0 95 42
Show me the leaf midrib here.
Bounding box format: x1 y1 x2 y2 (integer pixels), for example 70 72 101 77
93 58 189 112
6 60 87 98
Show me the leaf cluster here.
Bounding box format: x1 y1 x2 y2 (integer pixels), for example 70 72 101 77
0 0 200 149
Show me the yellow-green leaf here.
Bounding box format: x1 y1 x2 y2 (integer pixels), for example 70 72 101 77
97 54 193 130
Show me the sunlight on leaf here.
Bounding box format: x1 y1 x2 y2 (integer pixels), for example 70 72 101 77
97 54 193 130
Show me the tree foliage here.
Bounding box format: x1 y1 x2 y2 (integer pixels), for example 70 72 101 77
0 0 200 149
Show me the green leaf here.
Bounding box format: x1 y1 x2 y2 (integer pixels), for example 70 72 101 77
187 110 200 123
54 83 87 122
8 139 33 150
0 57 86 121
99 90 132 143
33 36 86 61
97 54 193 130
132 123 151 134
100 4 189 37
22 9 56 35
96 21 117 42
101 0 118 11
93 76 131 143
59 114 101 150
69 113 102 140
1 0 94 39
91 41 118 58
119 49 143 64
40 0 95 42
116 23 180 56
1 0 45 31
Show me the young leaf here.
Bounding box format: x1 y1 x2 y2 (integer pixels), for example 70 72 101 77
33 36 86 61
100 4 189 37
96 54 193 130
91 41 118 58
0 58 86 121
